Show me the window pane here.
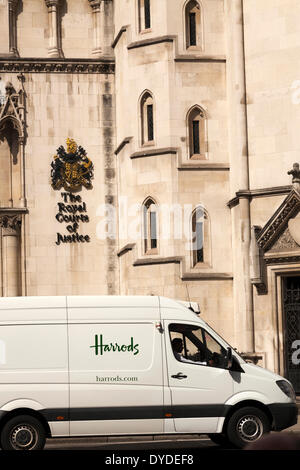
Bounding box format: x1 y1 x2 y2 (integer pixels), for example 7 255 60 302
143 204 148 251
147 104 154 141
145 0 151 29
189 12 197 46
169 324 207 365
192 120 200 154
150 210 157 249
192 208 204 264
196 220 203 262
203 330 227 368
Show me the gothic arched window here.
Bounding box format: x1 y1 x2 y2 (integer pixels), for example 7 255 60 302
187 105 207 159
143 198 158 254
185 0 203 50
140 91 155 145
191 206 210 266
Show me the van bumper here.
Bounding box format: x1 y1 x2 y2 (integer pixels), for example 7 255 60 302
268 403 298 431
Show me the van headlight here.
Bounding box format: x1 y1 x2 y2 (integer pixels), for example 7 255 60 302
276 380 296 401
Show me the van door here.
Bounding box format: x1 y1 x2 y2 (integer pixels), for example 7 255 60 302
68 316 164 436
164 321 233 434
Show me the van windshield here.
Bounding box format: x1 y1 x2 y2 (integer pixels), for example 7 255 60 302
199 318 245 362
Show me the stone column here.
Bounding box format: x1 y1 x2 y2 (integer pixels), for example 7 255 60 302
225 0 254 353
8 0 19 57
101 0 114 57
17 75 26 208
45 0 62 58
0 214 21 297
88 0 102 57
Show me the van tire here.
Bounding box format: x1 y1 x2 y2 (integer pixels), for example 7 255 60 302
0 415 46 450
226 406 270 449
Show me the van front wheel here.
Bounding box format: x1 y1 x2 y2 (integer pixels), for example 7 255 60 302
227 407 270 449
0 415 46 450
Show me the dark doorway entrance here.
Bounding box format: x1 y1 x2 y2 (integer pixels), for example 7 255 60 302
282 276 300 394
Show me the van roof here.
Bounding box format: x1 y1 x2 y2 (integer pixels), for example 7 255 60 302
0 295 195 310
0 295 201 324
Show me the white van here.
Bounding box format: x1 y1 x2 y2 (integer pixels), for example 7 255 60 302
0 295 297 450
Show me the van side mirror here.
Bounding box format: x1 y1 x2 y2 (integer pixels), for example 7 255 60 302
226 347 233 369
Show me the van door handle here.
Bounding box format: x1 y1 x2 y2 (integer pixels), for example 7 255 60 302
171 373 187 379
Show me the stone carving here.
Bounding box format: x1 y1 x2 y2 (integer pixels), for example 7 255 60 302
268 226 299 252
257 191 300 250
0 60 114 74
288 162 300 193
0 214 21 235
0 79 25 142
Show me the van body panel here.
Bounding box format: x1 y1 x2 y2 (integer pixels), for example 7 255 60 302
163 318 234 433
0 322 68 384
0 296 66 310
66 295 160 309
69 419 163 437
48 421 69 437
160 307 203 323
231 364 294 405
67 315 164 436
224 390 273 407
1 398 45 412
0 297 66 326
67 307 160 323
0 384 69 414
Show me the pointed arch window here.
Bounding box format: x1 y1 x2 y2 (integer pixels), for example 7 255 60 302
191 206 210 266
141 91 155 145
185 0 203 50
139 0 151 32
187 106 207 159
143 198 158 254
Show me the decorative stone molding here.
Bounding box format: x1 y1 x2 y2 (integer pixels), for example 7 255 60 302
117 243 233 281
257 190 300 251
0 76 27 206
264 254 300 265
0 79 25 142
227 185 292 208
0 214 21 235
270 226 299 252
250 188 300 294
250 225 268 295
0 59 114 74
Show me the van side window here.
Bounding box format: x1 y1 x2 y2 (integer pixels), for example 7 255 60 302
169 323 227 368
202 329 227 369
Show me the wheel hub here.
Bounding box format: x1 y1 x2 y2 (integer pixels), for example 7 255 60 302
11 425 36 450
237 415 263 442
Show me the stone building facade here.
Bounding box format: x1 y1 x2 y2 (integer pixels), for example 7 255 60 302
0 0 300 392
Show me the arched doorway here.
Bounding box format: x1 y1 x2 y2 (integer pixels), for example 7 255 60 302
282 275 300 393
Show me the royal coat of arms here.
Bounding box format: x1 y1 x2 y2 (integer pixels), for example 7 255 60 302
51 138 94 191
